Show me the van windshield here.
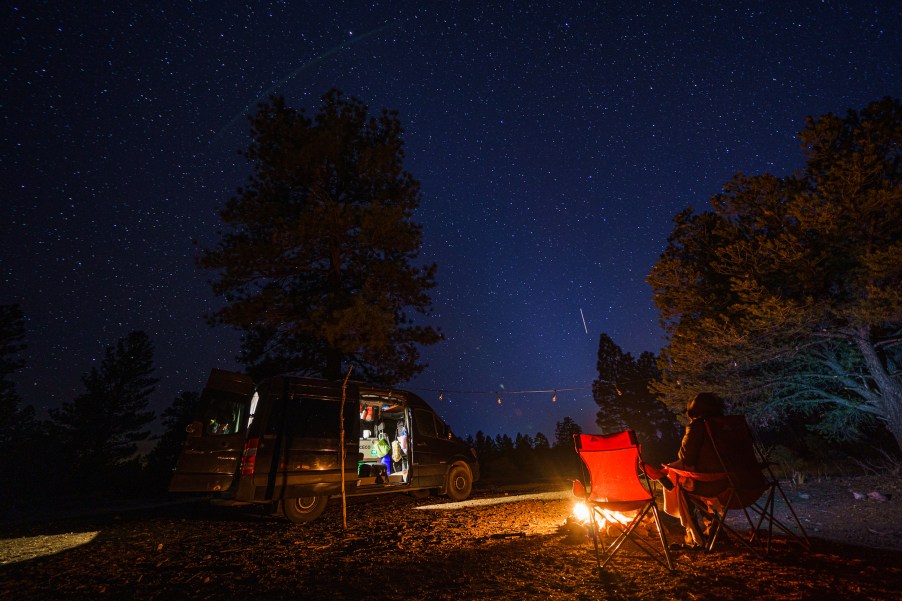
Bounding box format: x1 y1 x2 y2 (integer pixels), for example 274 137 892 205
202 395 246 436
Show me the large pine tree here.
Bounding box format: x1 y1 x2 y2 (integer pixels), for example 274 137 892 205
648 98 902 448
200 90 440 384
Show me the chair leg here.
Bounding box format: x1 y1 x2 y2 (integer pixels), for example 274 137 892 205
589 508 602 569
771 479 812 550
651 504 674 571
597 505 674 572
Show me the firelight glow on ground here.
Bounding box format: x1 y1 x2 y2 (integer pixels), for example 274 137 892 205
414 490 570 511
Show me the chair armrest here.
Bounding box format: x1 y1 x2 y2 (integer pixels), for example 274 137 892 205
664 464 728 482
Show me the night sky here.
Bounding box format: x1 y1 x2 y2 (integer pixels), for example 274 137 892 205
4 2 900 441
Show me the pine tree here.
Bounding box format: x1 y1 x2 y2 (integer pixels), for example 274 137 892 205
145 391 200 489
0 304 26 433
199 89 441 384
0 304 45 506
591 333 680 465
533 432 550 450
648 98 902 449
50 331 158 488
553 416 582 448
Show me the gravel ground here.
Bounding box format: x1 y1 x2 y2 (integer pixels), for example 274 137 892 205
1 475 900 600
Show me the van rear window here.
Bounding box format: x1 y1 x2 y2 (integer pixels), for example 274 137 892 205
203 396 245 436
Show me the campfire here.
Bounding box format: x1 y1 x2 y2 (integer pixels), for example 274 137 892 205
571 502 636 537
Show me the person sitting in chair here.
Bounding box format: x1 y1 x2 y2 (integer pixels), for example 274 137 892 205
660 392 729 547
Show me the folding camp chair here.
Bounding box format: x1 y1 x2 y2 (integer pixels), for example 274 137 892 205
572 431 674 571
665 415 810 554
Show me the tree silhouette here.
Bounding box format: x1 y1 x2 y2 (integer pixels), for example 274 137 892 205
0 304 26 433
0 304 45 507
50 331 158 490
533 432 550 450
591 333 680 465
199 89 441 384
553 416 582 448
145 390 200 490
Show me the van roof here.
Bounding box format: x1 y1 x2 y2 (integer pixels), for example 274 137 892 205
261 374 436 412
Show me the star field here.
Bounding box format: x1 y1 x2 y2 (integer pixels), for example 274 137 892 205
3 1 900 439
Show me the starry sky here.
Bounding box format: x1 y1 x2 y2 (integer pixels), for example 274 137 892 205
3 1 901 441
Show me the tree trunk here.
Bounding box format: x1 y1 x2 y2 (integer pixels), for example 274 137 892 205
854 328 902 452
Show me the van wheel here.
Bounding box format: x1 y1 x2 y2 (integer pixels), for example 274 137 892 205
445 465 472 501
283 495 328 523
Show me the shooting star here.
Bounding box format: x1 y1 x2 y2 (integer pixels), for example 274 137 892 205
212 19 402 144
579 308 588 334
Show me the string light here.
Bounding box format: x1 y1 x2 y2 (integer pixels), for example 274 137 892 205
404 379 642 406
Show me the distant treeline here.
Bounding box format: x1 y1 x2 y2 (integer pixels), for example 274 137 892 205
464 418 587 483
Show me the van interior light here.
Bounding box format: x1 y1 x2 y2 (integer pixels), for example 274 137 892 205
248 392 260 427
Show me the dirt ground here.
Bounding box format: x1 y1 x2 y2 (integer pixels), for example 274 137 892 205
1 474 900 600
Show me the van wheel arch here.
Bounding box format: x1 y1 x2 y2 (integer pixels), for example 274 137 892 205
283 495 328 523
445 462 473 501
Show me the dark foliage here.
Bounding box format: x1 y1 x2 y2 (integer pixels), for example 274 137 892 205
144 391 201 492
199 89 441 384
468 417 584 482
0 304 55 508
592 333 680 466
0 304 26 432
48 331 158 494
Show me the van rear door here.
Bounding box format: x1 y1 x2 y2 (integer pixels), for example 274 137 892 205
169 369 256 493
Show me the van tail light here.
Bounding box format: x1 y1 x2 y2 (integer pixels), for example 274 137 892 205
240 438 259 476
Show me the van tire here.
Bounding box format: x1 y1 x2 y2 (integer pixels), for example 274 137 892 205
445 464 472 501
283 495 328 523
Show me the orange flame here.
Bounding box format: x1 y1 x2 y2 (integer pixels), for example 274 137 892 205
572 502 634 530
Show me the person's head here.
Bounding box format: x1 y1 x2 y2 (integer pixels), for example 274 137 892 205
686 392 725 420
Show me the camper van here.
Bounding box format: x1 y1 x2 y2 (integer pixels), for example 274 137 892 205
169 369 479 523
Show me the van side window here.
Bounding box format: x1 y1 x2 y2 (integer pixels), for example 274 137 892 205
415 409 439 438
273 397 341 438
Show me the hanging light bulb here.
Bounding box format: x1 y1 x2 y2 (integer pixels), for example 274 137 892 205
615 384 622 396
439 390 443 401
496 393 502 405
552 390 557 403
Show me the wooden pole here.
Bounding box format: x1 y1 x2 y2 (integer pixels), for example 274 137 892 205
340 366 353 530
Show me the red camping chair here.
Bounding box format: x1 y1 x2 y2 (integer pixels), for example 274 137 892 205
664 415 810 554
572 431 674 571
